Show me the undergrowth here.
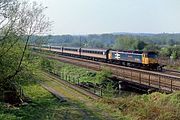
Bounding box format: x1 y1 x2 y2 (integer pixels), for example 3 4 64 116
97 92 180 120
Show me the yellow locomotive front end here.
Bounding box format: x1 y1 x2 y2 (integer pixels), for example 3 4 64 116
142 52 160 70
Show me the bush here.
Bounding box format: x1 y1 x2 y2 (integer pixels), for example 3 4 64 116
40 59 54 72
95 69 112 84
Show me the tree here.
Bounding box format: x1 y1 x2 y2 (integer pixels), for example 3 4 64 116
0 0 51 103
171 51 178 60
167 39 176 46
143 43 160 52
113 36 147 51
113 36 134 50
159 47 171 58
133 40 146 50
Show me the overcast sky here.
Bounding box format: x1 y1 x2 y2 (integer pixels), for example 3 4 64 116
31 0 180 35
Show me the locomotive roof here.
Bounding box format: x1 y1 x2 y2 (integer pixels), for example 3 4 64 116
110 50 157 54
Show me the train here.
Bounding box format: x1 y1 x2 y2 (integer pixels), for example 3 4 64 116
32 45 163 71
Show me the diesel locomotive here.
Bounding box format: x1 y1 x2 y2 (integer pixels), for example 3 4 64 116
33 45 163 71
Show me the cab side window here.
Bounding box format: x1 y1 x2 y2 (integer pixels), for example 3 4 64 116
143 54 147 58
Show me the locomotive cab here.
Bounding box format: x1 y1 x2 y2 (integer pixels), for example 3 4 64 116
142 52 158 64
142 52 160 70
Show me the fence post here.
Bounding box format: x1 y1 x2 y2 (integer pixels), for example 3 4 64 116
123 70 125 79
73 77 75 84
59 72 61 78
69 76 71 82
100 87 102 96
94 79 95 93
149 74 151 86
139 73 141 84
61 72 63 79
171 79 173 92
130 70 132 81
158 76 161 89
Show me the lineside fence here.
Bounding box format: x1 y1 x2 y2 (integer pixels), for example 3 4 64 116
48 70 118 98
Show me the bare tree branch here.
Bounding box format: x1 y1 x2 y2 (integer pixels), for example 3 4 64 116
1 0 51 83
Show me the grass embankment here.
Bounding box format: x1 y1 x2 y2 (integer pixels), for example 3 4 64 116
0 78 98 120
97 92 180 120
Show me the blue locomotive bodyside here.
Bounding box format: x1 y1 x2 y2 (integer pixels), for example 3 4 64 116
110 51 142 63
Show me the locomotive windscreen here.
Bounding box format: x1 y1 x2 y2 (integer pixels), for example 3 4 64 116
147 52 158 58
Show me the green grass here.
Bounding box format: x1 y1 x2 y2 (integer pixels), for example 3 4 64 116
0 77 101 120
96 92 180 120
54 60 98 83
41 57 111 84
165 65 180 70
0 85 73 120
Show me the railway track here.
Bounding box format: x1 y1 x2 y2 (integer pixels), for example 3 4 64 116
163 69 180 77
33 51 180 92
39 71 101 100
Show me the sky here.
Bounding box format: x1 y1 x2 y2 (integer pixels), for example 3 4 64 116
30 0 180 35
